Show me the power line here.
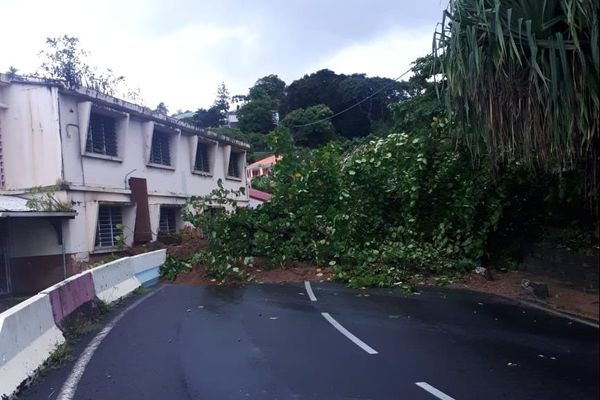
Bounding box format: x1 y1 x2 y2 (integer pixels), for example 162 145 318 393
288 67 414 128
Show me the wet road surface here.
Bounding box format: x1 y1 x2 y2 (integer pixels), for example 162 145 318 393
19 283 599 400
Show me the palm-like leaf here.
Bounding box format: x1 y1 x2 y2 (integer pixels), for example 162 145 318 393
434 0 599 194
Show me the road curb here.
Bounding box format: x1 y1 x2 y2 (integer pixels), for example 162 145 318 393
516 299 599 329
444 286 599 329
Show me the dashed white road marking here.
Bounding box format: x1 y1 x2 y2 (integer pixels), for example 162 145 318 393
304 281 317 301
320 312 378 354
57 288 163 400
415 382 456 400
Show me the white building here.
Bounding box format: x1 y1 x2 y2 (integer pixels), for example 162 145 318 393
0 74 248 295
226 111 239 128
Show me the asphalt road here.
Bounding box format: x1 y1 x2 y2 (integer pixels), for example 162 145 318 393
19 283 599 400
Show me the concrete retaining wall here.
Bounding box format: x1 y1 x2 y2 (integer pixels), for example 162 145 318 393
0 250 166 398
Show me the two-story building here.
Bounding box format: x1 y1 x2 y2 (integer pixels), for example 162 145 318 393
0 74 248 295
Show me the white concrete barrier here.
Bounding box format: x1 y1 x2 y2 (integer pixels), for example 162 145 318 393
40 271 96 329
0 250 167 397
0 294 65 397
131 249 167 286
89 257 140 304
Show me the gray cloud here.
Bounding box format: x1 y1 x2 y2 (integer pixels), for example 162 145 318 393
145 0 444 87
0 0 446 109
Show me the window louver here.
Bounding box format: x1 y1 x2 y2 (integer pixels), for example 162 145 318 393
95 206 123 248
195 142 211 173
228 152 241 178
150 131 171 166
86 113 118 156
159 207 177 234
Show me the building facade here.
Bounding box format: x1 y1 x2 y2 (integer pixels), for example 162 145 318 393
0 74 248 294
246 155 280 181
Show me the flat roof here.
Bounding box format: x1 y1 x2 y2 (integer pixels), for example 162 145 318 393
0 195 76 218
0 73 249 150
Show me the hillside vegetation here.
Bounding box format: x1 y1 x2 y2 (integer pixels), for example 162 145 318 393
170 0 598 288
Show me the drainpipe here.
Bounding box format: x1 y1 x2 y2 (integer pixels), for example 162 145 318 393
61 221 67 280
6 218 14 294
4 219 12 294
124 169 137 189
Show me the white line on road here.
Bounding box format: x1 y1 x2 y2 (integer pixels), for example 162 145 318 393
415 382 456 400
320 312 378 354
304 281 317 301
57 287 164 400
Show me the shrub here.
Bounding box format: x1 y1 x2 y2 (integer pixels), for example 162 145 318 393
183 125 508 286
160 256 192 281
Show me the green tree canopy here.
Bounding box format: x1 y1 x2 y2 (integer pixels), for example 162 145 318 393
37 35 142 102
237 75 285 134
391 55 445 135
191 83 231 128
237 94 276 134
212 82 230 126
154 102 169 115
280 69 410 139
251 74 285 105
282 104 335 148
192 106 223 128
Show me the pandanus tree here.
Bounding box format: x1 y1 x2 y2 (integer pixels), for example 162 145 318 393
434 0 599 195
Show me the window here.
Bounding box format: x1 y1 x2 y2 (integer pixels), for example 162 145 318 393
228 151 242 178
95 206 123 248
195 141 211 173
159 207 177 234
86 113 118 156
150 130 171 166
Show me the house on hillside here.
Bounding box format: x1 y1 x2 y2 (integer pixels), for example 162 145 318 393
172 110 195 122
226 111 239 128
246 155 281 181
0 74 249 295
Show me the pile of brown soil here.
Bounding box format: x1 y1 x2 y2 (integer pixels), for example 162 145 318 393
165 238 208 260
451 271 599 321
126 235 207 260
126 241 166 255
173 257 333 286
251 264 333 284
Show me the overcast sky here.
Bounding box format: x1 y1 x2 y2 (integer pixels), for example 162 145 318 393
1 0 446 112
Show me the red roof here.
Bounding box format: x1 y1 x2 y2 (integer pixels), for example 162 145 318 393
248 188 272 202
248 155 281 169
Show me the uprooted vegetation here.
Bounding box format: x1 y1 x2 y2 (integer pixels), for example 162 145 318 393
163 122 596 290
175 127 495 289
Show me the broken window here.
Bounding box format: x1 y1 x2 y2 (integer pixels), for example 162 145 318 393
95 206 123 248
228 151 242 178
86 113 118 156
159 207 177 234
194 141 211 173
150 130 171 166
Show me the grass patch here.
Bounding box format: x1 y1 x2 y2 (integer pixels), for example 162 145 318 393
134 285 153 295
39 343 73 375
